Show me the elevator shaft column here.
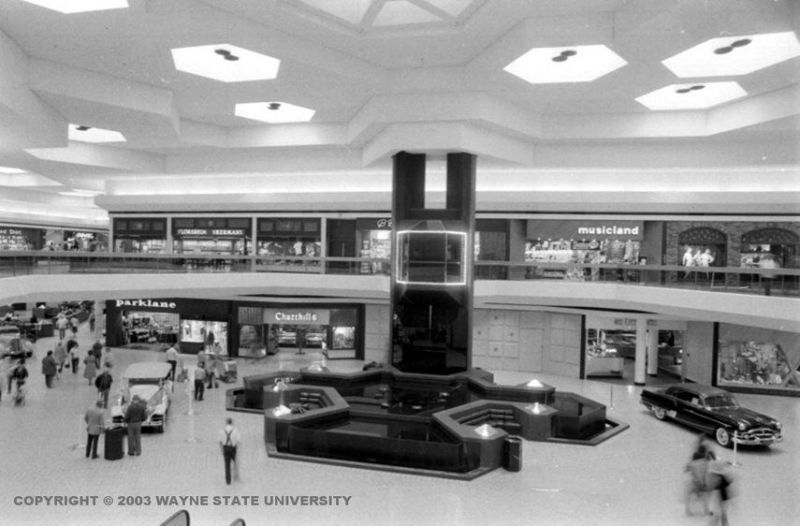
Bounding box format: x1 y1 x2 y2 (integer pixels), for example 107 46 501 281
390 152 476 375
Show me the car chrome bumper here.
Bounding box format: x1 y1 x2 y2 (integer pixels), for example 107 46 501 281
733 433 782 446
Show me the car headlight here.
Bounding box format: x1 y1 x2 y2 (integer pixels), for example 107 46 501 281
737 422 747 431
775 421 782 430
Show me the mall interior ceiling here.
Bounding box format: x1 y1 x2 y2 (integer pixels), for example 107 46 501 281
0 0 798 229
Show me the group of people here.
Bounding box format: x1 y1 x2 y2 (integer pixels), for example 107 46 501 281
684 435 735 524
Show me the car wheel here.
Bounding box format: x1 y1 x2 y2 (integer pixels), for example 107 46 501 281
652 406 667 420
715 428 731 448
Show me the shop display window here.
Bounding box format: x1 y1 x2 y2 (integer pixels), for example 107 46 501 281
358 230 391 275
256 238 321 270
181 320 229 353
173 238 248 255
718 339 800 391
114 238 166 254
123 312 179 344
525 237 641 280
331 326 355 350
238 324 265 357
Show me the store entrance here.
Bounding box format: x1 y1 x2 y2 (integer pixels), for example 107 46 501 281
585 326 685 384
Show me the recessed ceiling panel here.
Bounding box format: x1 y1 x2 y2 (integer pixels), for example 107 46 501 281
68 124 126 143
20 0 128 14
373 2 441 26
235 101 316 123
663 32 800 77
636 82 747 111
504 45 628 84
171 44 280 83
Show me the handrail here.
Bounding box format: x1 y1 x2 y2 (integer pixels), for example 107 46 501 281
0 251 796 296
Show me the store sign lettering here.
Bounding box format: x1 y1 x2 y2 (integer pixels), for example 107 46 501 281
0 228 23 235
263 308 329 325
175 228 246 236
577 225 640 237
115 299 177 309
376 219 392 229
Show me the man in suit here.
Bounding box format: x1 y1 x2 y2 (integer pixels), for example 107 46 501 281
84 400 105 459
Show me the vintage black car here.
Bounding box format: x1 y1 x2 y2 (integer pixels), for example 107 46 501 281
641 384 782 447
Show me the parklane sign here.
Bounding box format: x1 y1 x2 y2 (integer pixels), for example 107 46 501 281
115 299 177 309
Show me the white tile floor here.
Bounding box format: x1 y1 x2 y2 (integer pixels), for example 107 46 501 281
1 323 798 526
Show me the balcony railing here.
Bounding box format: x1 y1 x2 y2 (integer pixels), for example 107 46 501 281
0 251 797 297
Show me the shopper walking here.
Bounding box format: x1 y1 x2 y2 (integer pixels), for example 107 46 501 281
67 339 80 374
218 417 242 484
706 455 735 526
95 369 113 409
54 340 67 375
84 400 105 459
165 343 179 381
194 362 206 401
41 350 57 388
83 350 98 385
55 314 68 341
70 314 80 337
124 395 146 456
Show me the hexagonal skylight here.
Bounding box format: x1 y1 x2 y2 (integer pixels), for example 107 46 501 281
235 101 316 123
504 45 627 84
171 44 280 83
663 31 800 77
68 124 126 143
21 0 128 14
635 82 747 111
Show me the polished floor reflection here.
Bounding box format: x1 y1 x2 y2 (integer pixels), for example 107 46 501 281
0 323 797 526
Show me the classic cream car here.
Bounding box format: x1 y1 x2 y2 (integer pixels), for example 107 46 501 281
111 362 172 433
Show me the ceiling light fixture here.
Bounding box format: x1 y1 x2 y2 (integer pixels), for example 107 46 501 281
235 101 315 123
171 44 280 82
714 38 752 55
636 82 747 110
68 124 126 143
20 0 129 14
663 31 800 77
551 50 577 63
505 44 627 84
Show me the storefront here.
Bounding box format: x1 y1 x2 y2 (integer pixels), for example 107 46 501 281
105 298 231 354
63 230 108 252
677 226 726 276
237 303 362 360
172 217 251 255
113 218 167 253
256 218 321 272
0 226 44 251
716 323 800 396
525 220 644 279
356 217 392 275
740 227 798 269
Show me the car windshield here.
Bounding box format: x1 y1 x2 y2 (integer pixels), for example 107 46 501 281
704 394 739 409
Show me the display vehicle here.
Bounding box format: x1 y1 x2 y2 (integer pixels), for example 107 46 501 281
640 384 782 447
0 326 34 359
111 362 172 433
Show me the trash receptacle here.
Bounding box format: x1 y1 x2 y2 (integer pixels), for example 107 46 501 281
104 426 125 461
503 435 522 472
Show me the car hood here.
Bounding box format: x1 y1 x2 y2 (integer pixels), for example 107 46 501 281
714 407 780 429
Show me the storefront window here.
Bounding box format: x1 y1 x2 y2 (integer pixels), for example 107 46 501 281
357 218 392 276
0 226 44 251
113 218 167 253
257 218 321 272
181 319 229 353
525 220 644 280
172 217 250 255
122 311 179 345
717 324 800 394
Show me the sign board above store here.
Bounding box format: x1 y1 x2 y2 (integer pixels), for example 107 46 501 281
175 228 248 237
263 308 330 325
527 220 644 241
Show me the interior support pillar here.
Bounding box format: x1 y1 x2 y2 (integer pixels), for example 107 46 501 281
646 322 659 376
634 318 648 385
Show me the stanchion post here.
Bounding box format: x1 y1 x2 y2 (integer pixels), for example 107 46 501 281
609 384 614 409
731 431 741 467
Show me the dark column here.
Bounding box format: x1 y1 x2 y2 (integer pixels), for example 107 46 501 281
390 152 476 374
